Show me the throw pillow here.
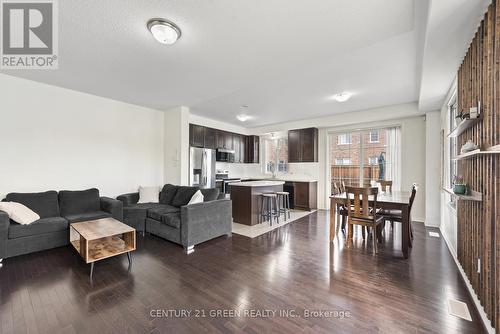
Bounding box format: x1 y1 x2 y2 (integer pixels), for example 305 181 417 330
0 202 40 225
188 190 204 205
138 186 160 204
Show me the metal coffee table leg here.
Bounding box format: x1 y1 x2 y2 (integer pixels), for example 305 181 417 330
90 262 94 282
127 252 132 266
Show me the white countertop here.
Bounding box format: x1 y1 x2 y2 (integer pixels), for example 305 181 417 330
241 176 318 183
231 180 285 187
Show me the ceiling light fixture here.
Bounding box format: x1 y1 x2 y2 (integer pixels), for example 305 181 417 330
332 92 353 102
236 114 251 122
147 19 181 45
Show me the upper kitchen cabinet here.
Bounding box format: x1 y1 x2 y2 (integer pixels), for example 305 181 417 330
288 127 318 163
204 127 217 149
233 134 246 163
216 131 234 150
189 124 205 148
189 124 259 164
245 135 260 163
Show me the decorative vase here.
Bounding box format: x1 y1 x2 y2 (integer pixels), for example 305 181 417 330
453 184 467 195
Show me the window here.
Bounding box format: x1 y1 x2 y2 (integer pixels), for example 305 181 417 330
446 91 458 209
329 127 401 191
369 131 379 143
263 138 288 174
337 133 351 145
335 158 351 165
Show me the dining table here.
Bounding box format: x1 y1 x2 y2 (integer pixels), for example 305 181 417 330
330 191 412 258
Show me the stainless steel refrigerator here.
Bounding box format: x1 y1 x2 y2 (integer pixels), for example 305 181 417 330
189 147 216 188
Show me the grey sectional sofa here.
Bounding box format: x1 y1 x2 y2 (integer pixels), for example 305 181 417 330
0 188 122 260
117 184 232 254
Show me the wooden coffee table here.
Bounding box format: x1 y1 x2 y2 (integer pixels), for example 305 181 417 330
70 218 136 281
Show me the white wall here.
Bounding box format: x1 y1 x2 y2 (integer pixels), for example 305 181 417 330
164 106 190 186
425 111 441 226
0 74 165 198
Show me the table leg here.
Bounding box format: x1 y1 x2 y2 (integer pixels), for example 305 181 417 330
402 205 409 259
335 205 342 235
90 262 94 282
127 252 132 267
329 200 335 242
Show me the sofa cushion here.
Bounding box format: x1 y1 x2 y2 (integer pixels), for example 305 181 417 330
200 188 220 202
159 184 179 205
147 205 181 221
138 186 160 204
171 186 198 207
0 202 40 225
162 213 181 229
8 216 68 239
5 191 60 218
59 188 100 216
64 211 111 224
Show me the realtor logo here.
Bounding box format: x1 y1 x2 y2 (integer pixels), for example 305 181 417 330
1 0 58 69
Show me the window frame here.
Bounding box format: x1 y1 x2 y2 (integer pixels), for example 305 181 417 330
337 133 351 145
368 131 380 143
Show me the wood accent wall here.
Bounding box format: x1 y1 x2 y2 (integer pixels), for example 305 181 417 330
456 1 500 331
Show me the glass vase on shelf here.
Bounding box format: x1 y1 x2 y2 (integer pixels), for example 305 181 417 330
452 175 467 195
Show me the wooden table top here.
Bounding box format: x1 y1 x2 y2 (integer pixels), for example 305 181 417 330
71 218 135 241
330 191 412 205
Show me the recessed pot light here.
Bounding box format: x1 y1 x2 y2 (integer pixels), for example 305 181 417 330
332 92 353 102
147 19 181 45
236 114 251 122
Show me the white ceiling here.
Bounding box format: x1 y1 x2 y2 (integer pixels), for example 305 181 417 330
418 0 491 112
1 0 486 127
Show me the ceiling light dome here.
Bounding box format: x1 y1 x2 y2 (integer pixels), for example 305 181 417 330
332 92 353 102
236 114 251 122
147 19 181 45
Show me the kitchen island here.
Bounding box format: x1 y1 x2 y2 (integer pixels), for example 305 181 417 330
230 181 284 225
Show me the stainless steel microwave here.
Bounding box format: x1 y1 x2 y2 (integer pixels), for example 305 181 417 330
216 148 235 162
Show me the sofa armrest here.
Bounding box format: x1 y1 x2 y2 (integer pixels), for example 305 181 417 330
100 197 123 221
180 199 232 248
0 211 10 259
117 192 139 207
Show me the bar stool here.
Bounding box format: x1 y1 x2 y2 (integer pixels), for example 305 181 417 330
260 193 279 225
276 191 291 221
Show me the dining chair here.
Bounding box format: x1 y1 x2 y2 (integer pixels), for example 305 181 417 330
345 186 385 254
380 184 418 246
332 182 348 234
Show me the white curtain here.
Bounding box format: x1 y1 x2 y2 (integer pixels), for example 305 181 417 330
386 127 402 191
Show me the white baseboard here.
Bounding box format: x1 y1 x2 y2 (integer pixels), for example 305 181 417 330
439 225 495 334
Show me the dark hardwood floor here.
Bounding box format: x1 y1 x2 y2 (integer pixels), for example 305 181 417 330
0 211 486 333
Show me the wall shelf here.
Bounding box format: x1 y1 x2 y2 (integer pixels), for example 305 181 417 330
447 118 481 138
453 146 500 160
443 188 483 202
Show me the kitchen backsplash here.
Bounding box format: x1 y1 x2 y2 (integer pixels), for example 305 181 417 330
216 162 319 181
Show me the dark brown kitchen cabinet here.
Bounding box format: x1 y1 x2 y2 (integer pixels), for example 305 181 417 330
288 127 318 162
288 129 301 162
189 124 259 163
216 131 232 150
245 135 260 163
217 131 233 150
239 135 246 163
189 124 205 148
233 134 245 163
285 181 317 211
204 127 217 149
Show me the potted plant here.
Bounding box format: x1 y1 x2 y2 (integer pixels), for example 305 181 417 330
453 175 467 195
